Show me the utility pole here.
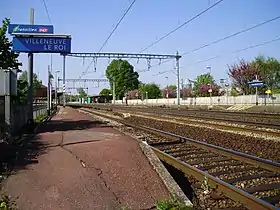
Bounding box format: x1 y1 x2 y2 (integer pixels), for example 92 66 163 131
165 77 169 98
176 52 180 106
113 59 121 105
206 66 211 75
47 66 50 115
62 55 66 107
113 79 116 104
27 8 34 123
49 72 52 111
255 74 258 106
55 70 60 106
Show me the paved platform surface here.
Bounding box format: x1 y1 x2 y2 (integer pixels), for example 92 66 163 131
2 107 170 209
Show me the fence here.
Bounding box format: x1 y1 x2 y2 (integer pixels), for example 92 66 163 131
0 104 47 138
114 94 280 106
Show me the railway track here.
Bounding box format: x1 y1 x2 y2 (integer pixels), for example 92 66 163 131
69 104 280 130
108 109 280 138
114 106 280 129
79 107 280 210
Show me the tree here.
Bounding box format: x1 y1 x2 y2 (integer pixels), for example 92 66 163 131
18 71 44 92
99 88 111 96
0 18 21 70
228 59 261 95
197 83 220 97
252 56 280 92
167 85 177 91
15 79 28 104
77 88 87 98
105 59 139 98
15 71 44 104
139 83 161 99
193 73 221 97
162 87 177 98
127 89 139 99
181 88 194 98
161 84 177 98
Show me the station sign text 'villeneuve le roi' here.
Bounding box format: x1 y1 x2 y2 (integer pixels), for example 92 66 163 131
9 23 71 54
13 36 71 53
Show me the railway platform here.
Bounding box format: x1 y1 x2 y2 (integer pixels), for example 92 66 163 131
1 107 171 210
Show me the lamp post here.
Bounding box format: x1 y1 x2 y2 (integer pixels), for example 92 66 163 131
136 92 139 105
208 83 213 106
55 70 60 106
165 77 169 98
47 68 54 115
225 83 229 105
206 66 211 75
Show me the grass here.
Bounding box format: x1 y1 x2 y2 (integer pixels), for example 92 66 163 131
156 199 193 210
0 194 16 210
35 113 48 123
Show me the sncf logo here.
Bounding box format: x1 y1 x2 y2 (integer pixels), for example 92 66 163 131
39 28 48 32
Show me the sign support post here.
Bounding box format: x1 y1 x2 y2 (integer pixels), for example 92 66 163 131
47 65 50 115
27 8 34 123
63 55 66 107
255 86 258 106
113 79 116 104
176 52 180 107
255 75 258 106
248 75 264 106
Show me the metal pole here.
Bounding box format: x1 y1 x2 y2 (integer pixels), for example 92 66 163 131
27 8 34 123
113 79 116 104
255 74 258 106
255 86 258 106
55 72 58 106
176 52 180 106
47 66 50 115
226 88 228 105
210 91 212 106
49 77 52 110
63 55 66 107
113 59 121 105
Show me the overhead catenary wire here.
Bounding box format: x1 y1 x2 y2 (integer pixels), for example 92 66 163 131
138 15 280 72
194 36 280 64
182 15 280 56
138 0 225 54
41 0 53 76
98 0 137 53
151 36 280 76
41 0 52 23
82 0 137 76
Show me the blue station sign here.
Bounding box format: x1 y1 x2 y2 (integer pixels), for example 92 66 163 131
248 79 264 88
12 36 71 53
8 24 54 34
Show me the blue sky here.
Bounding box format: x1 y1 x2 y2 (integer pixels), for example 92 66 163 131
1 0 280 94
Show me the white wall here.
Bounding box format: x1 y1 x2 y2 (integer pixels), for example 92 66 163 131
114 94 280 106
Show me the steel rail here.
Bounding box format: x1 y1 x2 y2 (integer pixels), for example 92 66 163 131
76 103 280 118
80 108 280 209
152 147 277 210
168 112 280 129
70 104 280 129
112 106 280 128
118 107 280 129
125 111 280 137
80 108 280 172
144 126 280 173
